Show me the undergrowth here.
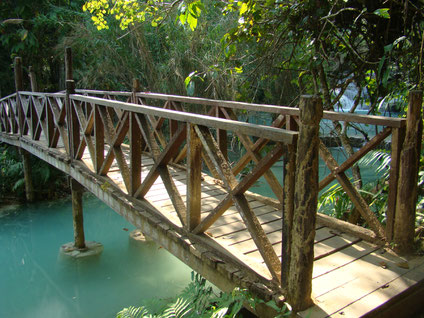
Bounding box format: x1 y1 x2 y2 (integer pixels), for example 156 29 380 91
116 272 291 318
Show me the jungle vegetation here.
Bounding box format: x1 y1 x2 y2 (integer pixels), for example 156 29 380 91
0 1 423 220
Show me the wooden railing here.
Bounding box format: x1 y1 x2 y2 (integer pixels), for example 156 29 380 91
0 54 422 311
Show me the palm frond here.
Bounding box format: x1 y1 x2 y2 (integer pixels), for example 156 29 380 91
162 298 192 318
358 150 391 179
116 306 150 318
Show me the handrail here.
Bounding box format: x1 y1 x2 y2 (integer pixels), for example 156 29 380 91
71 94 298 144
0 93 17 102
76 89 406 128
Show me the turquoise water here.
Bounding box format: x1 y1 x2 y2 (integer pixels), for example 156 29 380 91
0 196 192 318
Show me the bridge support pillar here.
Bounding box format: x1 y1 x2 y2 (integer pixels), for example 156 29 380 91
60 178 103 258
71 178 86 249
20 149 35 202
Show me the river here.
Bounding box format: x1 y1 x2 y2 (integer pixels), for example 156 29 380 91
0 196 192 318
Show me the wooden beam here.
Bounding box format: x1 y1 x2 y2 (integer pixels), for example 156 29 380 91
220 107 284 202
187 124 202 231
129 112 142 196
319 127 392 190
134 123 187 198
319 141 386 240
287 95 322 311
71 178 86 249
386 127 405 242
281 143 296 290
192 143 284 234
194 124 282 283
71 95 298 144
393 90 423 254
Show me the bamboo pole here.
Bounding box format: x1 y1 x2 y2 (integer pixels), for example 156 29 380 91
286 95 322 311
393 90 423 254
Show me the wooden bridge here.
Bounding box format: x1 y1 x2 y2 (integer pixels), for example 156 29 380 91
1 54 424 317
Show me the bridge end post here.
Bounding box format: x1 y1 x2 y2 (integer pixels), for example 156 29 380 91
286 95 322 312
393 90 423 254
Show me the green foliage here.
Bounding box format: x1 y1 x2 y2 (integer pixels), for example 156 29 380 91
0 144 68 199
116 272 291 318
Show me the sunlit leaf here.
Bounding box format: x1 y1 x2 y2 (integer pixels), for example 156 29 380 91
373 8 390 19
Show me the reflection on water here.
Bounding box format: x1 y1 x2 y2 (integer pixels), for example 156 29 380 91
0 195 192 318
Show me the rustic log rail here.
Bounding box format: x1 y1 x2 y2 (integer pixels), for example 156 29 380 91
0 54 423 315
74 87 417 246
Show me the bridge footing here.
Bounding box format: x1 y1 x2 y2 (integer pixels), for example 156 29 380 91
59 241 104 258
129 229 153 243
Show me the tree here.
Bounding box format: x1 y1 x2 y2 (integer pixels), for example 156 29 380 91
0 0 85 94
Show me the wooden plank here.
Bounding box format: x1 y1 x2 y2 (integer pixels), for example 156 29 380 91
71 95 298 144
304 251 424 318
340 264 424 318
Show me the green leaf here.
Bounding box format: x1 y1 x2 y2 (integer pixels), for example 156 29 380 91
21 29 28 41
239 2 248 15
186 13 197 31
184 76 191 88
373 8 390 19
179 11 187 25
187 81 195 96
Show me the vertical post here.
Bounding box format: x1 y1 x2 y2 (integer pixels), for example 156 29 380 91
14 57 35 202
130 79 142 196
14 57 24 136
216 107 228 160
386 126 406 242
65 47 73 82
187 123 202 230
71 179 86 249
287 96 322 311
65 47 78 158
28 66 38 92
281 142 296 290
281 114 298 289
393 90 423 254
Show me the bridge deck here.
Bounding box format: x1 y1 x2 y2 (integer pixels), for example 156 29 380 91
2 134 424 317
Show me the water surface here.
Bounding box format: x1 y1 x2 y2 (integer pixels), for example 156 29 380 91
0 195 192 318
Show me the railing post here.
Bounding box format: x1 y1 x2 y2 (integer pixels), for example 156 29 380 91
287 95 322 311
187 123 202 230
216 107 228 160
14 57 35 202
14 57 24 136
129 79 142 195
393 90 423 254
65 48 78 159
